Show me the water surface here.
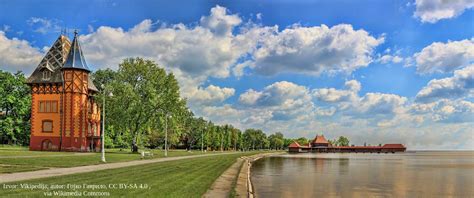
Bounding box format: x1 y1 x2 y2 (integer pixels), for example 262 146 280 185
251 151 474 197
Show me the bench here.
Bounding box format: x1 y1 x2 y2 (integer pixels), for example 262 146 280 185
141 151 154 159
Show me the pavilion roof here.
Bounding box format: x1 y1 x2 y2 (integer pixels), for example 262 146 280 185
312 135 329 144
288 141 301 148
382 144 406 149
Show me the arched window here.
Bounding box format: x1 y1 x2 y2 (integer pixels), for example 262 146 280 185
42 120 53 132
42 139 52 151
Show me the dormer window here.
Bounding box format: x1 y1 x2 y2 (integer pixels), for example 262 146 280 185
42 70 51 80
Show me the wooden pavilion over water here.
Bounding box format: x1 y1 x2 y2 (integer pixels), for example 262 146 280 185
288 134 406 153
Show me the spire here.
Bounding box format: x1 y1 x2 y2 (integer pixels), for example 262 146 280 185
63 30 90 72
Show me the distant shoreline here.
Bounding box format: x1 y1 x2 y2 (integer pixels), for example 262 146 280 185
406 150 474 152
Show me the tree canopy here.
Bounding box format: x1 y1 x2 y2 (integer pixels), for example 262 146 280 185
0 71 31 145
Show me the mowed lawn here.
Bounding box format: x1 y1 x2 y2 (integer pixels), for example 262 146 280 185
0 146 226 174
0 152 258 197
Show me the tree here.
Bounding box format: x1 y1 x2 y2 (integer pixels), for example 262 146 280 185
336 136 350 146
296 137 309 145
0 71 31 145
96 58 187 152
269 132 284 150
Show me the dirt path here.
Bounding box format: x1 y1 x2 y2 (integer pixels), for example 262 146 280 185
0 152 236 184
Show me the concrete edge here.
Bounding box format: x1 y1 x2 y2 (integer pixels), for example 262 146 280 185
235 152 284 198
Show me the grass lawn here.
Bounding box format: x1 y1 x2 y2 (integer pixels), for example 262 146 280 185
0 152 260 197
0 146 74 157
0 146 231 174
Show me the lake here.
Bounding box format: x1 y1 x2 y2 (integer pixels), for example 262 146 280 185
251 151 474 197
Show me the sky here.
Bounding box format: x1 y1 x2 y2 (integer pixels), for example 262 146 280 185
0 0 473 149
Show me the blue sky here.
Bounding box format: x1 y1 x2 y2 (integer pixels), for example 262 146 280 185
1 0 473 149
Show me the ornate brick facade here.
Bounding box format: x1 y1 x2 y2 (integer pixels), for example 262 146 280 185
27 32 101 152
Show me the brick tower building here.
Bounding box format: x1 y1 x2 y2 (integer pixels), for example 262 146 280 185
26 32 101 152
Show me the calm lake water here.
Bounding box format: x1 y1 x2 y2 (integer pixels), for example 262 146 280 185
251 151 474 197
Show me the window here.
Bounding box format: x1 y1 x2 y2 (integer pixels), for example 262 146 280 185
88 100 92 114
42 120 53 132
38 101 58 113
88 123 92 136
42 71 51 80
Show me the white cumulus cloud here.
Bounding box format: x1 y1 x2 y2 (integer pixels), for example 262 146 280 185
416 64 474 102
0 31 43 73
186 85 235 105
251 24 384 76
414 39 474 74
414 0 474 23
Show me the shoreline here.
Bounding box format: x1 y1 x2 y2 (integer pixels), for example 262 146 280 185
235 152 284 198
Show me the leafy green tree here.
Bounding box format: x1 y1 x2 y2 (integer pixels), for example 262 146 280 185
296 137 309 145
269 132 284 150
336 136 350 146
97 58 187 152
0 71 31 145
91 68 117 90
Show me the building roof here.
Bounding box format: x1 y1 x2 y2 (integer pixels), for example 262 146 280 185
27 35 71 84
27 33 99 92
288 141 301 148
337 146 382 149
312 135 329 144
382 144 406 149
63 31 90 72
88 77 99 92
335 144 406 149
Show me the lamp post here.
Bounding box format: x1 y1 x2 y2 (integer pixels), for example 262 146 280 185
164 113 171 157
101 84 113 163
157 109 171 157
201 126 207 152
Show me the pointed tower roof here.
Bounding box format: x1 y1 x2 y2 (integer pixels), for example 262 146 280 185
27 34 71 84
63 30 90 72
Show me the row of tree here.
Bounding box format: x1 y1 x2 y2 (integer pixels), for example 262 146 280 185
292 136 350 147
0 57 348 152
92 58 288 152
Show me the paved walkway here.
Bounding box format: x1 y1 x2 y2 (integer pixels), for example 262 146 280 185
0 152 236 183
203 158 244 198
204 152 283 198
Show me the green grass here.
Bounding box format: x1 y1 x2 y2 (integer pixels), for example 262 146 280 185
0 165 48 174
0 147 239 174
0 152 259 197
229 160 244 198
0 146 73 157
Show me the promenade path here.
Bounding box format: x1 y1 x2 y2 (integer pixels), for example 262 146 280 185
0 152 237 183
203 152 283 198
